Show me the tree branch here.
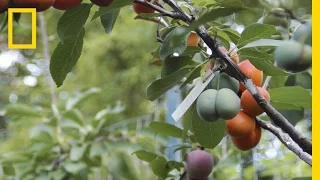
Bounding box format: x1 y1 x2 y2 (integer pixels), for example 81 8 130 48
38 12 56 105
256 118 312 166
133 0 312 156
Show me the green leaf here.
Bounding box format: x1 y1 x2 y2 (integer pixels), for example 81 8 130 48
191 106 226 149
70 144 90 161
151 156 170 179
278 109 304 126
1 152 29 164
63 108 84 126
167 161 184 170
2 164 15 176
13 13 21 24
50 28 86 87
91 0 132 21
223 28 241 43
132 150 159 163
29 126 53 144
161 56 194 77
5 103 43 117
292 177 312 180
147 67 192 101
237 23 277 48
189 7 245 30
180 46 202 57
63 161 87 174
66 88 101 110
57 3 91 41
270 86 312 109
159 26 190 60
269 76 287 89
238 49 287 76
239 39 285 50
179 66 201 89
0 13 8 32
100 9 120 34
207 0 244 8
149 122 183 138
270 102 301 111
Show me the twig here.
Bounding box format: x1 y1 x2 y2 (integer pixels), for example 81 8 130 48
38 12 56 105
262 76 272 89
256 118 312 166
179 171 187 180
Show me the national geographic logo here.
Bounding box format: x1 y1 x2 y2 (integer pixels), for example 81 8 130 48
7 8 37 49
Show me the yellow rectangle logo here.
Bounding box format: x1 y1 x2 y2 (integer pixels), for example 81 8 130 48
7 8 37 49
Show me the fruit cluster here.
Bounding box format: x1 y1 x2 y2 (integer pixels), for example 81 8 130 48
196 56 269 151
0 0 157 13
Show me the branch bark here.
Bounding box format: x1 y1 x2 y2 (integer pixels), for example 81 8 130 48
256 118 312 166
133 0 312 156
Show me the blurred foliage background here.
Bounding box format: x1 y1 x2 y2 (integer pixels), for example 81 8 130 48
0 0 312 179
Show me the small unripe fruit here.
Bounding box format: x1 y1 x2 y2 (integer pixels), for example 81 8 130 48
209 72 239 93
215 88 240 120
0 0 9 13
185 150 214 179
226 110 255 137
231 124 262 151
241 87 270 117
53 0 83 10
291 20 312 46
13 0 55 12
238 60 263 92
263 8 290 28
133 0 157 14
187 32 199 46
196 89 219 122
274 41 312 73
90 0 114 7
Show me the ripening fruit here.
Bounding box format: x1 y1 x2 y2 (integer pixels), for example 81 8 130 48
215 88 240 120
274 40 312 73
263 8 290 28
231 124 262 151
291 20 312 46
13 0 55 12
133 0 156 14
187 32 199 46
238 60 263 92
226 110 255 137
209 72 239 93
0 0 9 13
219 47 239 64
196 89 219 122
90 0 114 7
53 0 83 10
241 87 270 117
185 150 214 179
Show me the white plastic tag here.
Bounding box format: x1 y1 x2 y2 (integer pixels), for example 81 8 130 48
172 69 215 122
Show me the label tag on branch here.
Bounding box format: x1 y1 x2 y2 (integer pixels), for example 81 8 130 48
172 69 215 122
